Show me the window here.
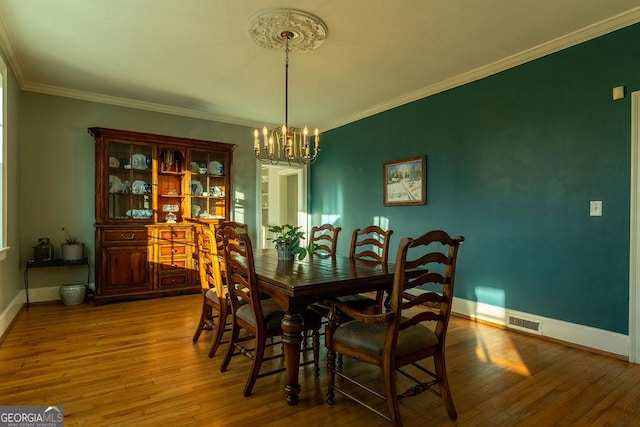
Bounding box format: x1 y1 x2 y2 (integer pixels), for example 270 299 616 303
0 54 6 259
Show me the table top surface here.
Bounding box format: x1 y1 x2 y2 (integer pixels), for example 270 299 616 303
252 250 395 299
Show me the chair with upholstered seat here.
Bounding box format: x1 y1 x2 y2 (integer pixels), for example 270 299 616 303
338 225 394 313
310 225 393 320
326 230 464 426
310 223 342 257
219 225 322 397
192 221 248 359
192 225 211 321
192 226 220 342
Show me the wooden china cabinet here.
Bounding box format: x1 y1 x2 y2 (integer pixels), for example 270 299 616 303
89 127 236 305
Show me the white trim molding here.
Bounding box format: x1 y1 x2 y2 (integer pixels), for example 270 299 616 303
0 289 23 338
453 297 628 359
630 91 640 363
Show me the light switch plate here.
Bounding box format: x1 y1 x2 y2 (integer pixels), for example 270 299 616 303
590 200 602 217
613 86 625 100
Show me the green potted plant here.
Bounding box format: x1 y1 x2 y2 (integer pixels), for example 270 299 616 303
268 224 314 261
61 227 84 262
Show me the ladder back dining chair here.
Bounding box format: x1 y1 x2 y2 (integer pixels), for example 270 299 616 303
218 225 322 397
310 225 393 319
192 221 248 359
325 229 464 426
310 223 342 257
339 225 394 313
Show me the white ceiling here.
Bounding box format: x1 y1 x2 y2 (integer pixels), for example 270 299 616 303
1 0 640 132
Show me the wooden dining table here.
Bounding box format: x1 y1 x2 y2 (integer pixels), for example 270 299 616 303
252 250 396 405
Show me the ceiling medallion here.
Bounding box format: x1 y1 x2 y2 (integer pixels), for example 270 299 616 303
248 9 328 52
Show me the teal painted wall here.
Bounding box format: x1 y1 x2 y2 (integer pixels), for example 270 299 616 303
311 23 640 335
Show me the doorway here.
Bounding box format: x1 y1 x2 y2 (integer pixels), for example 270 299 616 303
257 163 309 250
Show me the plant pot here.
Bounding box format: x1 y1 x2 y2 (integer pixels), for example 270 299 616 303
59 283 87 305
276 242 293 261
61 243 84 261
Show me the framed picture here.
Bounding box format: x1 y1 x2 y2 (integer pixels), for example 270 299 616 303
383 155 426 206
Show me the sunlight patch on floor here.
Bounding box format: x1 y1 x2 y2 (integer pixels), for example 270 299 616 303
474 337 532 377
472 286 532 377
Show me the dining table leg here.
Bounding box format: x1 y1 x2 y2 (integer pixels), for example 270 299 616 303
281 310 303 405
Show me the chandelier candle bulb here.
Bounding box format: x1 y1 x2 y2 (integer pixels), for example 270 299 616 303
263 127 268 149
254 129 260 151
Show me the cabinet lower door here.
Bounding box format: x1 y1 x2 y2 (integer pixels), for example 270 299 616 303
100 245 152 294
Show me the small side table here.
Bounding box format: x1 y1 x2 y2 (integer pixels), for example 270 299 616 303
24 258 90 310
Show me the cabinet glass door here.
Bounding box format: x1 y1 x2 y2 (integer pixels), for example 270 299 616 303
189 149 228 220
107 141 154 220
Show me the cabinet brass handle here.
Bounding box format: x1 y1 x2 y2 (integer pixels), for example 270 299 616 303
171 233 177 238
171 264 177 268
171 249 177 253
121 233 136 240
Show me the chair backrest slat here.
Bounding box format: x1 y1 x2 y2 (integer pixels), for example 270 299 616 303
201 227 224 298
349 225 393 264
391 230 464 344
219 224 263 324
213 221 249 275
310 224 342 257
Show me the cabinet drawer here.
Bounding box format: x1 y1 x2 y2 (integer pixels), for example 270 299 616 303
158 229 189 242
158 244 187 257
159 274 188 287
102 229 148 244
159 259 187 272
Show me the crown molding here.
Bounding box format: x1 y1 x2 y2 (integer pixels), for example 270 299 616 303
0 11 27 86
2 6 640 132
322 6 640 131
22 81 262 129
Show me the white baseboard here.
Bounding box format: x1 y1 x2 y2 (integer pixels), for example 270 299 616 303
29 286 64 303
453 297 629 359
1 283 96 338
0 291 24 338
1 286 63 337
2 288 629 359
28 282 95 305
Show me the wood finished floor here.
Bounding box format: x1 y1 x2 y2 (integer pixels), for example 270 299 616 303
2 294 640 426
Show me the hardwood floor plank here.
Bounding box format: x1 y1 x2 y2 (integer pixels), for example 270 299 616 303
2 295 640 426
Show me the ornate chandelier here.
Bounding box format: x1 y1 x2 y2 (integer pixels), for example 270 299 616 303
249 10 328 165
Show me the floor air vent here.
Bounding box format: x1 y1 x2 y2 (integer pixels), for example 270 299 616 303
507 315 542 335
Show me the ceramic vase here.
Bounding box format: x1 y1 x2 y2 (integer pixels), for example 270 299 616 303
61 243 84 261
59 283 87 305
